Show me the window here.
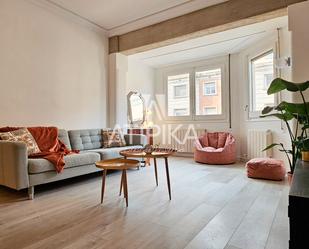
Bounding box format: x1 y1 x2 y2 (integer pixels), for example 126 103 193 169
165 61 226 120
250 50 275 113
204 106 217 115
167 73 190 117
174 108 188 116
203 82 217 96
174 84 188 98
195 68 222 116
264 74 273 90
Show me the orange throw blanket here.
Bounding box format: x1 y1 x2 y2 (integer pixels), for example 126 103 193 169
0 126 78 173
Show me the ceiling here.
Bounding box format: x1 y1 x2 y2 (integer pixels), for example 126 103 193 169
47 0 228 35
129 16 288 68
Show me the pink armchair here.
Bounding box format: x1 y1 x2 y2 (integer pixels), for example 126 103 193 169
194 132 236 164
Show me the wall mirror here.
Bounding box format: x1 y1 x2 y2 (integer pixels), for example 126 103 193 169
127 91 145 127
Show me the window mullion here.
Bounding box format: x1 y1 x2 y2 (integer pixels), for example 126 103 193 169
191 69 196 121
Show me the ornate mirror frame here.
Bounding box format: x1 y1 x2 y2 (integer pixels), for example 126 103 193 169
127 91 146 127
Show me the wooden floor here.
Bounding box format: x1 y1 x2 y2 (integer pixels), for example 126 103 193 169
0 157 289 249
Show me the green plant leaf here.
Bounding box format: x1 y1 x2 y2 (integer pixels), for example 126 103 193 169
261 106 275 115
268 78 309 94
302 124 309 130
262 143 280 151
278 101 309 115
279 149 293 154
260 113 294 121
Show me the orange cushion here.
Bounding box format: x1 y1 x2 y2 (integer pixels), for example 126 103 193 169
246 158 286 181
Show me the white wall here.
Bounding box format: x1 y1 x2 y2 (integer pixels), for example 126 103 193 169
127 57 155 98
0 0 108 129
288 1 309 83
108 53 128 127
236 28 292 164
108 54 155 127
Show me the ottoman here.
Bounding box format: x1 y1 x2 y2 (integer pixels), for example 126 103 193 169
246 158 286 181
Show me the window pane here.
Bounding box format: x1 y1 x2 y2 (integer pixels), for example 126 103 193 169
195 68 222 116
251 51 274 111
204 82 217 95
204 107 217 115
174 85 187 97
167 73 190 117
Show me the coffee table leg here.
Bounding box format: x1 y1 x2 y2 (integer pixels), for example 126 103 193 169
119 170 124 196
154 158 158 186
101 169 107 204
164 157 171 200
123 169 129 207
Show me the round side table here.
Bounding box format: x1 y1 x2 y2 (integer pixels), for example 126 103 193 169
95 158 140 207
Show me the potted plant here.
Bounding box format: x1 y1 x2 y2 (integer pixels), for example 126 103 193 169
296 136 309 161
260 78 309 182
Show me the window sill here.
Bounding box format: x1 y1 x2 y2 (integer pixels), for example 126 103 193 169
246 117 281 122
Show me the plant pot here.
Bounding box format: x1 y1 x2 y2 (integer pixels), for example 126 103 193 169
287 171 293 185
302 151 309 162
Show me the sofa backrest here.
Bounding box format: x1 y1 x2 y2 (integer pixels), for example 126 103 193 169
200 132 231 149
58 129 72 150
68 129 103 151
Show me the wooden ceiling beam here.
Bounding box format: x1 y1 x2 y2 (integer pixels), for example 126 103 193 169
109 0 306 55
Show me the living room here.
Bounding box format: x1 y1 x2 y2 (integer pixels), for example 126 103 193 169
1 1 309 249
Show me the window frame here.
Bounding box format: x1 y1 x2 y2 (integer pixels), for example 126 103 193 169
165 69 193 121
173 108 188 116
203 106 218 115
164 58 228 122
248 48 278 119
173 84 188 98
203 82 217 96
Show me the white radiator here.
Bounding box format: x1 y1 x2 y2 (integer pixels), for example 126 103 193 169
247 129 273 159
170 129 206 153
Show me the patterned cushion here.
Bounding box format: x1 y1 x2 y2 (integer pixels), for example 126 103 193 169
0 128 40 155
102 129 126 148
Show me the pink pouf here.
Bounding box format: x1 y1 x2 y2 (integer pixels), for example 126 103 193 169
246 158 286 181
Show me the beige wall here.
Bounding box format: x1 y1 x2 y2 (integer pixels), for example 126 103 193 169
0 0 108 129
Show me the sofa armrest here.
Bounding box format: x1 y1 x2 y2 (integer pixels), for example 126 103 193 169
194 138 203 150
124 134 147 146
0 141 29 190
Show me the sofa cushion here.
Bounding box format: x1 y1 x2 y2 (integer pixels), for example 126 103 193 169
58 129 71 150
218 132 228 148
68 129 103 151
0 128 41 155
102 129 126 148
83 145 143 160
202 147 224 152
28 152 100 174
207 133 218 148
200 136 208 147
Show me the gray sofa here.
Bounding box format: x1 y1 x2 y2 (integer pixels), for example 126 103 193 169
0 129 147 199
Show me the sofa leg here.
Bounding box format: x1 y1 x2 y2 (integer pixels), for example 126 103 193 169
28 186 34 200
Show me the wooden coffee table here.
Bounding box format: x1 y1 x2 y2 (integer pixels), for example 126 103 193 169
119 150 174 200
95 158 140 207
